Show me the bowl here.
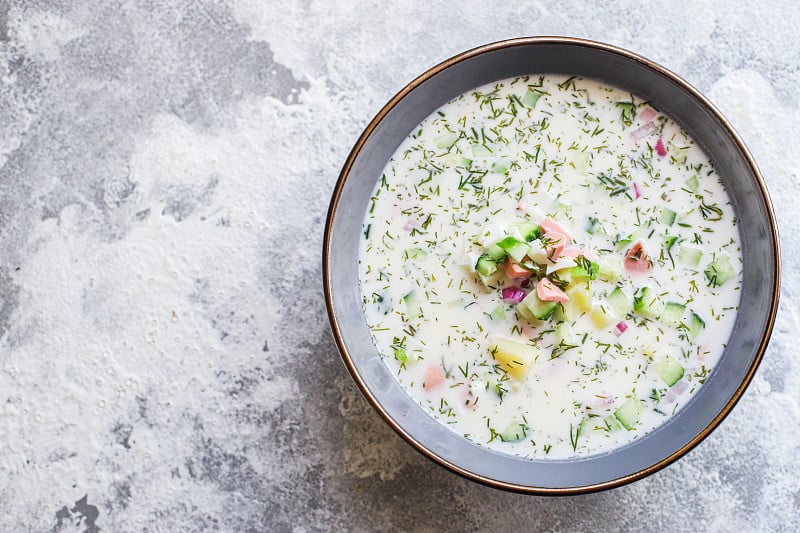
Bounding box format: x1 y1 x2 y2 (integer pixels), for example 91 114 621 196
323 37 780 494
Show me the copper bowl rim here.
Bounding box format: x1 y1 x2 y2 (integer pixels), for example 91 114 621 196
322 36 781 495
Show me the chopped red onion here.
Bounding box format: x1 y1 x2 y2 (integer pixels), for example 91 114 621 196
501 287 526 303
633 182 642 200
638 107 657 122
630 121 657 142
613 321 629 336
402 218 418 232
519 277 531 288
655 137 667 157
664 380 689 403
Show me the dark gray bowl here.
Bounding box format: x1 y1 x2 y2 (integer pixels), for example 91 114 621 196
323 37 780 494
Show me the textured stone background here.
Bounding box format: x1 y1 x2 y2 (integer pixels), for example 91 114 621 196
0 1 797 531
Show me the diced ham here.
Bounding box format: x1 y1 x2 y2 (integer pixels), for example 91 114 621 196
505 260 530 279
542 230 568 260
561 246 596 260
423 365 444 391
623 241 652 274
516 200 528 211
536 278 570 303
539 217 572 241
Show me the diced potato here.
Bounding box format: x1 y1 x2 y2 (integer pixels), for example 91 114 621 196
562 285 592 320
590 305 618 328
489 337 539 380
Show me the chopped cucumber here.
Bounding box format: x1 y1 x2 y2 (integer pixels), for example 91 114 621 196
405 247 428 260
555 321 578 346
678 245 703 267
434 131 459 149
500 420 528 442
522 88 542 108
607 287 631 317
496 236 530 263
658 208 677 226
475 255 498 276
605 414 625 432
687 311 706 339
471 143 493 157
519 290 558 321
489 337 539 380
704 255 735 287
586 216 601 235
685 174 700 193
633 286 664 319
484 244 507 261
570 260 599 282
515 222 541 242
491 159 509 174
597 256 622 282
655 355 684 387
489 305 507 321
403 290 422 318
443 153 471 168
475 244 507 276
579 415 606 437
614 398 646 430
661 302 686 326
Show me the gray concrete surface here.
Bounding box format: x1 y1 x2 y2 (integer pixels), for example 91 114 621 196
0 1 798 531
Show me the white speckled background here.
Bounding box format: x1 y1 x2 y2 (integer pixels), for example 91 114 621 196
0 1 797 531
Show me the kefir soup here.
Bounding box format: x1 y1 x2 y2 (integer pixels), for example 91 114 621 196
358 75 741 459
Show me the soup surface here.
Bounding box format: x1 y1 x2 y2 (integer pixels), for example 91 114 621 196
358 74 742 458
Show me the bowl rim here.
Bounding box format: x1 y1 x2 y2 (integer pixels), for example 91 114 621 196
322 36 781 495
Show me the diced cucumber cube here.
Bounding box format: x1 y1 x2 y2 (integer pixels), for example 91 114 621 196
485 244 507 261
614 398 646 430
489 337 539 380
496 236 530 263
685 174 700 193
500 420 528 442
597 256 622 282
443 153 471 168
471 143 493 157
515 222 541 242
434 131 459 149
605 414 625 432
678 245 703 267
658 208 677 226
661 302 686 326
633 287 664 319
555 322 578 346
519 290 558 321
489 305 507 321
687 311 706 339
491 159 509 174
405 247 428 260
403 290 423 318
579 415 606 437
570 261 599 282
655 355 684 387
475 255 498 276
704 255 735 287
607 287 631 317
522 88 542 108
